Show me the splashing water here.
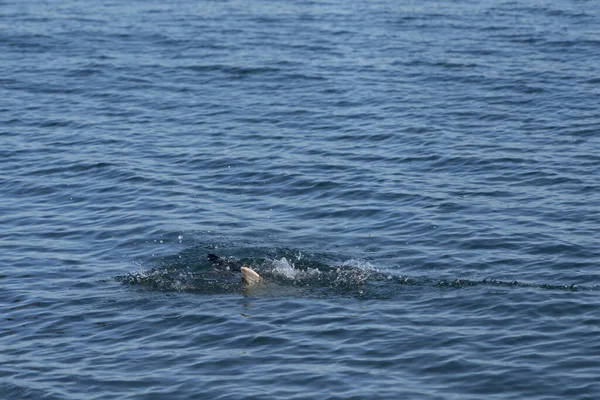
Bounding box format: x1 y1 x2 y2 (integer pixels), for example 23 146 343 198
333 259 377 286
271 257 300 279
267 256 377 287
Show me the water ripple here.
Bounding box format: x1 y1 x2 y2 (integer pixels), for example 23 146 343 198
2 0 600 398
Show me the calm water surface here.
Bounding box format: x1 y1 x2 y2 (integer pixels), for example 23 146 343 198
2 0 600 398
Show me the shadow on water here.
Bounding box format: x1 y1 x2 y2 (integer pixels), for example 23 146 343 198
116 245 595 299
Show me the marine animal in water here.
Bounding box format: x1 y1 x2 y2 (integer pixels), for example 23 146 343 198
241 266 262 285
208 253 262 285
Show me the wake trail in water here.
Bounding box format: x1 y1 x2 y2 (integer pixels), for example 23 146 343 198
116 249 598 298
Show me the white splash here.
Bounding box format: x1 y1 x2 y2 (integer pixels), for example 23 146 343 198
334 259 377 285
271 257 299 279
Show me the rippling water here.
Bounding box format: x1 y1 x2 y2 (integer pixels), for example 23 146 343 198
2 0 600 398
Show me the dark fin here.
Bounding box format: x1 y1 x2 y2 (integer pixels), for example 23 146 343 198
241 266 262 285
207 253 221 262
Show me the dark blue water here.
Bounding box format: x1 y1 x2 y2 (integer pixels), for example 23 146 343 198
2 0 600 398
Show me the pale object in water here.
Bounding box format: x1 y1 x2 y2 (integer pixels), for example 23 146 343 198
241 266 262 285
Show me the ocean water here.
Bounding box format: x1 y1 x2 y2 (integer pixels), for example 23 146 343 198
2 0 600 398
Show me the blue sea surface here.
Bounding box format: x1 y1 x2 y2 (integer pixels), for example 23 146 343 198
2 0 600 398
